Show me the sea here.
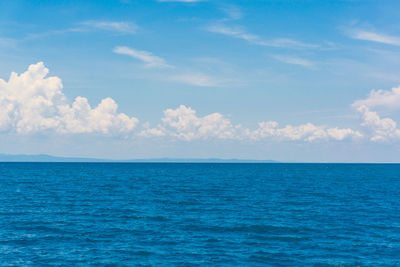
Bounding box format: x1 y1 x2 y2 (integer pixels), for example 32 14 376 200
0 163 399 266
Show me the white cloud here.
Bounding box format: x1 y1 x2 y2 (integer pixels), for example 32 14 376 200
355 105 400 142
0 63 371 143
207 24 258 42
265 39 318 49
139 122 166 137
171 73 219 87
113 47 230 87
0 62 138 135
140 105 239 141
80 21 138 34
352 85 400 110
207 24 317 49
273 55 315 68
250 121 362 142
140 105 362 142
113 46 172 68
350 30 400 46
353 85 400 142
327 128 362 140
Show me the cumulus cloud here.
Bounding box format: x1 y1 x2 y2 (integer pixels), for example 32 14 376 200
0 62 367 143
353 85 400 142
140 105 239 140
352 85 400 110
113 46 172 68
207 24 317 49
140 105 362 142
350 30 400 46
355 105 400 142
250 121 362 142
0 62 138 135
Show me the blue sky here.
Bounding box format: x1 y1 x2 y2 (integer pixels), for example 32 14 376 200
1 0 400 162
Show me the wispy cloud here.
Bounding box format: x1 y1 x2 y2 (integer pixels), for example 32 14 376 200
171 73 220 87
80 21 138 34
24 28 84 40
113 47 237 87
0 37 17 49
207 24 318 49
349 30 400 46
113 46 173 68
273 55 315 68
24 20 138 41
207 24 258 42
221 5 243 20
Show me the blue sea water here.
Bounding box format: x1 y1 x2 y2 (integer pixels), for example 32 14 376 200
0 163 399 266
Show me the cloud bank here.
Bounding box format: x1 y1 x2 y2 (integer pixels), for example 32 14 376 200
140 105 362 142
0 62 364 143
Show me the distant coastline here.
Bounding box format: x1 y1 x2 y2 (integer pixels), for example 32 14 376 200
1 154 399 163
0 154 278 163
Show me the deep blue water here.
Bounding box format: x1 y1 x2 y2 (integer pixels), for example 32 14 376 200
0 163 399 266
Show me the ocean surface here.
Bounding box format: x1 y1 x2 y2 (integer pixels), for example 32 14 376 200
0 163 399 266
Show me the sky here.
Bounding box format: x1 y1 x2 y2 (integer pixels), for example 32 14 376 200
1 0 400 162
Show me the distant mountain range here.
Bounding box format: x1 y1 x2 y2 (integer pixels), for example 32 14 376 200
0 154 278 163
